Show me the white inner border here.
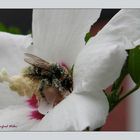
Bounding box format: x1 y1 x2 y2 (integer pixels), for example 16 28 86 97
1 132 140 140
0 0 140 139
0 0 139 8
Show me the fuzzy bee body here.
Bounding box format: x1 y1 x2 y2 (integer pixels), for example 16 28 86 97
23 53 73 106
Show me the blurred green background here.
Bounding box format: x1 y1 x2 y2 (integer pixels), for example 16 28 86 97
0 9 32 34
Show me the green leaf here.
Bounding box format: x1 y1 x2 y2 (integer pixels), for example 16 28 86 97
70 64 74 77
84 32 92 44
128 45 140 85
0 22 21 34
0 23 7 32
8 26 21 34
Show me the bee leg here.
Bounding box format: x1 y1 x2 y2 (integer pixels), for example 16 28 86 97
38 79 46 97
38 79 50 105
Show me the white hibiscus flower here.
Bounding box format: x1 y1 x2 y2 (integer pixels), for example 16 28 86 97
0 9 139 131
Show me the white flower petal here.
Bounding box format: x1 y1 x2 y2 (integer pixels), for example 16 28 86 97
38 99 53 114
0 105 38 131
0 84 28 109
31 92 108 131
74 44 127 93
87 9 140 49
0 32 32 107
32 9 101 67
0 32 32 74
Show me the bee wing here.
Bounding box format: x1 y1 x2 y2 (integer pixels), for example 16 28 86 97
24 53 50 70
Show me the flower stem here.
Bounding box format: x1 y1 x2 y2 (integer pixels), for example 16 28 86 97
110 85 139 112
